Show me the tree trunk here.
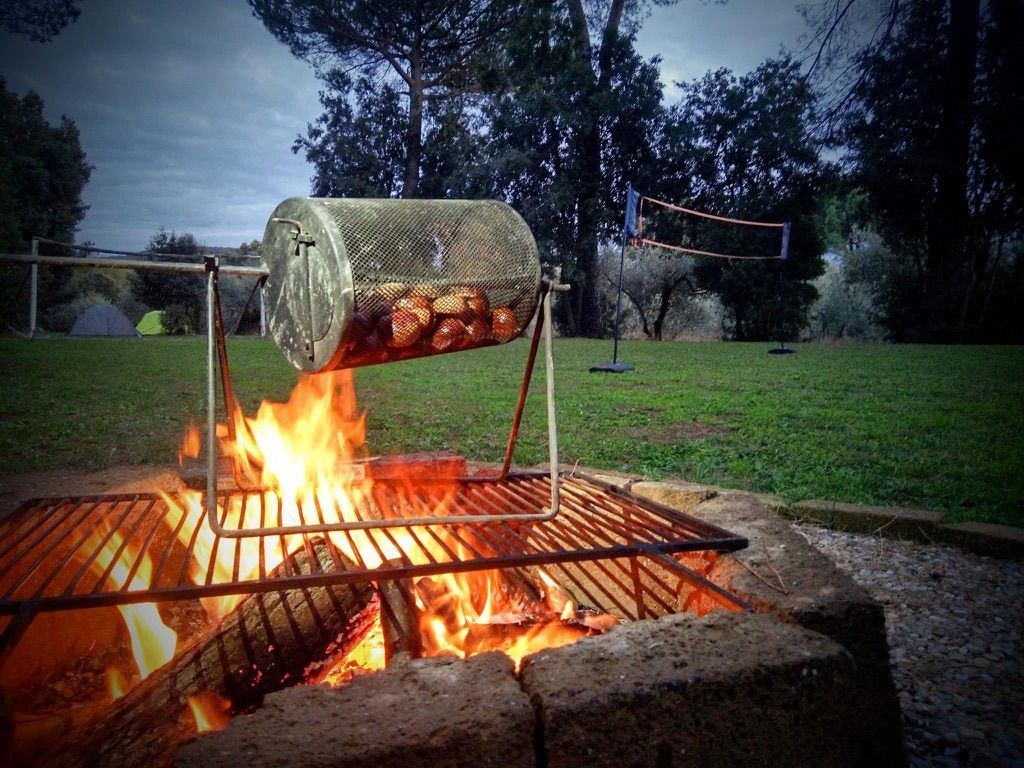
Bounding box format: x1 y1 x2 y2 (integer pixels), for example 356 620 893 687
37 540 378 768
404 58 424 199
563 0 627 337
925 0 979 341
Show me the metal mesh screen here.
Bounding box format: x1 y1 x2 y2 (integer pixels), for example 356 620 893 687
262 198 541 372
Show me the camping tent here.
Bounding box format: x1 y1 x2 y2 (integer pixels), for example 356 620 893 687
68 305 140 337
136 310 166 335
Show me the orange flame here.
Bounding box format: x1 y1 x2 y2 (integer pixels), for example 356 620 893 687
83 527 177 682
187 692 231 732
106 666 128 700
179 424 201 464
166 368 607 685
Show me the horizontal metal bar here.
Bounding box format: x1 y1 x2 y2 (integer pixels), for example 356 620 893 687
0 252 268 278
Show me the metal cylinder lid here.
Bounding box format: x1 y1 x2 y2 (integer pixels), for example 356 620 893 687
262 197 541 373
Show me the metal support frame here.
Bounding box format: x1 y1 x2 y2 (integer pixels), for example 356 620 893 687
203 263 572 537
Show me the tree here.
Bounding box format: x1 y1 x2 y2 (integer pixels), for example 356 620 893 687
0 78 92 330
601 245 704 340
0 0 82 42
474 0 669 336
0 78 92 253
249 0 514 199
806 0 1023 342
129 231 205 334
654 58 825 341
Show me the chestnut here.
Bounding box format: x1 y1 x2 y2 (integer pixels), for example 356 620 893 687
432 294 468 316
491 306 521 342
385 309 422 348
465 318 490 343
431 317 466 352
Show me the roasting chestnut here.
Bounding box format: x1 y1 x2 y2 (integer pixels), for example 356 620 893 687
465 318 490 343
432 294 468 316
387 308 422 348
375 312 393 344
410 283 441 300
491 307 521 342
431 317 466 352
395 295 435 333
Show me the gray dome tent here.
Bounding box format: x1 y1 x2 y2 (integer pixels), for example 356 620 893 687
69 305 141 337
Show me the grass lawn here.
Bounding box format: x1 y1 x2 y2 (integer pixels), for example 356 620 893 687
1 335 1021 526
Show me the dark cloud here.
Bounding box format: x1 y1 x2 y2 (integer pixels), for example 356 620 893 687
0 0 322 251
0 0 807 252
637 0 807 94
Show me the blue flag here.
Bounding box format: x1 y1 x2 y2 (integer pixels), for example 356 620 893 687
623 186 640 237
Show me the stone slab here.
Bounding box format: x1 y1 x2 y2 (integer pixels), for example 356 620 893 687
936 521 1024 558
174 652 534 768
794 499 943 540
522 611 858 768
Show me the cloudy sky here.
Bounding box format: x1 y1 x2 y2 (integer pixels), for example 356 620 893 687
0 0 807 252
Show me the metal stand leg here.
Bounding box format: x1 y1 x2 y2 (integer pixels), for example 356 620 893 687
202 277 571 537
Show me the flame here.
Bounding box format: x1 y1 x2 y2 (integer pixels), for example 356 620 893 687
187 692 231 732
82 526 177 681
178 424 201 464
106 666 128 700
165 368 607 686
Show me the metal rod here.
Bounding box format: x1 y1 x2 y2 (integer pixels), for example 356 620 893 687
644 550 754 613
206 259 219 541
500 296 545 476
211 262 238 445
0 251 267 278
28 239 38 340
612 231 627 364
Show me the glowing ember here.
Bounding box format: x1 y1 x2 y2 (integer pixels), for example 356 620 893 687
187 692 231 732
82 526 177 681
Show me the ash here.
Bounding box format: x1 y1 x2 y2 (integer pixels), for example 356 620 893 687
796 525 1024 768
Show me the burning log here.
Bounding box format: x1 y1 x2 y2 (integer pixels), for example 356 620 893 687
35 539 377 768
377 563 423 664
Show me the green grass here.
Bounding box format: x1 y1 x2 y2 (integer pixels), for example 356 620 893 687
1 336 1022 526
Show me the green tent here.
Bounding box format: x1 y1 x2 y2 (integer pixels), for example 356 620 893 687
136 310 167 335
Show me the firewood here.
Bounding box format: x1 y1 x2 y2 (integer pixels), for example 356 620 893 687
36 538 378 768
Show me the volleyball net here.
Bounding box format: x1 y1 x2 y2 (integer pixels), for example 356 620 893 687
623 188 790 261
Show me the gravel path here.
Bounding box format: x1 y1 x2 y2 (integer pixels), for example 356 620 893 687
795 526 1024 767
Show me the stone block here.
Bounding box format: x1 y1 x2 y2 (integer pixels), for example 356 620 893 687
522 612 860 768
936 521 1024 558
175 652 534 768
797 500 942 540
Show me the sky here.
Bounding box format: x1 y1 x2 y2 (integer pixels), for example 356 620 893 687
0 0 808 252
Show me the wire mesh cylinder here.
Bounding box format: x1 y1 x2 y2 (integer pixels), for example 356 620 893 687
262 197 541 372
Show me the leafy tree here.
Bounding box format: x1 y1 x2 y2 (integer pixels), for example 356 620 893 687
601 245 704 340
0 0 82 42
474 0 668 336
0 78 92 253
0 78 92 330
249 0 514 199
653 58 825 341
809 0 1023 342
129 230 206 334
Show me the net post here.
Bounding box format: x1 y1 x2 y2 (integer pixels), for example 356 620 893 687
590 185 635 373
780 222 791 260
29 238 38 340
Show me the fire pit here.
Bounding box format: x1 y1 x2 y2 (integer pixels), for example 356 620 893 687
0 198 905 766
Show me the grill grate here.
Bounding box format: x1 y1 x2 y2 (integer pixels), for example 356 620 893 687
0 472 747 616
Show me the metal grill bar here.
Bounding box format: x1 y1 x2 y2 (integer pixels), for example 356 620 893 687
0 472 746 615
